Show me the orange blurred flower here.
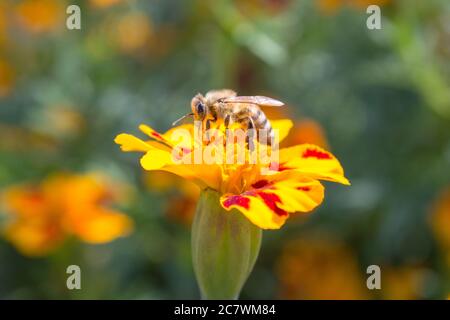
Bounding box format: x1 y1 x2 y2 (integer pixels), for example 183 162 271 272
0 59 15 98
15 0 64 33
318 0 391 15
1 173 133 257
0 3 9 48
259 104 329 149
145 171 200 226
430 187 450 266
276 236 368 299
381 266 427 300
283 119 329 149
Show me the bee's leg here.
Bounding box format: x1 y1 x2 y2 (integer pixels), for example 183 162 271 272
205 119 211 142
224 115 232 143
247 117 256 151
224 115 232 128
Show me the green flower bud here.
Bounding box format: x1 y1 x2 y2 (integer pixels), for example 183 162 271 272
191 188 262 300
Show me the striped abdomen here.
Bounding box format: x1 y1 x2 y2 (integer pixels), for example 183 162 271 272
250 106 274 145
222 103 275 145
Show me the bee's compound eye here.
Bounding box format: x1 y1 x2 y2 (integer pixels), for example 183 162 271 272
196 102 205 114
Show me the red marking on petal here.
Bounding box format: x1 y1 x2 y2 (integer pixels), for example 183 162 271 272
251 179 270 189
278 164 292 171
223 195 250 209
151 131 165 140
297 186 311 192
302 148 332 160
269 162 291 172
256 191 287 216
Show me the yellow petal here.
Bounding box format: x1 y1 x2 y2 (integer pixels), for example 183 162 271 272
140 149 174 170
268 175 325 212
271 119 293 143
114 133 153 152
139 124 172 145
140 148 222 190
220 193 288 229
220 172 325 229
276 144 350 185
163 164 222 190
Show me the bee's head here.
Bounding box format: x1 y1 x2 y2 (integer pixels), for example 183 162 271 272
191 94 207 121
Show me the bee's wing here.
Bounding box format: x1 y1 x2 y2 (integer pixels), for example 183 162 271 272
205 89 237 104
221 96 285 107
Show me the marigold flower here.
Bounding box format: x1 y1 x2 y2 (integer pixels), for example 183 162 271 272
115 119 349 230
1 173 133 256
115 114 349 299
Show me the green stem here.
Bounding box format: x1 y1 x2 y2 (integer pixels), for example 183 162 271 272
191 188 262 300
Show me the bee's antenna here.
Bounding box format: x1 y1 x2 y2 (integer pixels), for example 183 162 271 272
172 113 194 126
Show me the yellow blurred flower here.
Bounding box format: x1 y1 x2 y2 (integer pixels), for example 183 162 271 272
1 173 133 257
276 236 368 299
89 0 127 9
318 0 391 14
0 58 15 98
116 116 349 229
42 105 86 139
114 12 153 54
0 123 57 152
430 187 450 266
235 0 292 16
89 12 175 60
15 0 64 33
381 266 427 300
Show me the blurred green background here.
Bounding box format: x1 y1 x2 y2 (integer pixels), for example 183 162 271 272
0 0 449 299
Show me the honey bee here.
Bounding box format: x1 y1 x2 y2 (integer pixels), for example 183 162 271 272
173 89 285 145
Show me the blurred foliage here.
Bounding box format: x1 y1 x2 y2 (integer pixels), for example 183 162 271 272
0 0 449 299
